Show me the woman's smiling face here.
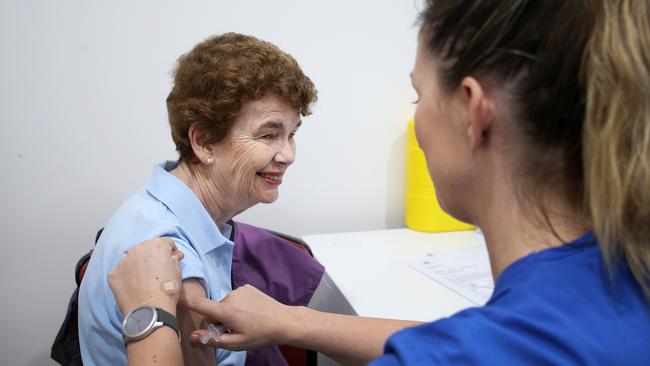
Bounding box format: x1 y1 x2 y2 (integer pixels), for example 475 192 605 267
210 93 301 208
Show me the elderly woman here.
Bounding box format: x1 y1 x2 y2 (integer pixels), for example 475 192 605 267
78 32 317 366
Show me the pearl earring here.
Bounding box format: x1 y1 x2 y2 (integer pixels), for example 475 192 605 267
206 156 214 165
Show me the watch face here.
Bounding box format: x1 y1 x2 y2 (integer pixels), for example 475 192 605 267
124 307 156 338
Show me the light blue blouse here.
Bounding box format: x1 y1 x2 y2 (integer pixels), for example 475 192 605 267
78 161 245 365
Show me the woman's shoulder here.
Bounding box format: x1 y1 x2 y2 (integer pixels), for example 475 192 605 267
101 184 180 232
92 186 186 259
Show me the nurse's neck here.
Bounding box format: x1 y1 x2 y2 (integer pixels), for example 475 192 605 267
477 188 591 280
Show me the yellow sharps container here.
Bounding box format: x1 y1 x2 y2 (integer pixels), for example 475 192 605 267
405 117 474 232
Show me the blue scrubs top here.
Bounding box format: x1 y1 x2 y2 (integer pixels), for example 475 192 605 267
371 232 650 365
78 161 245 365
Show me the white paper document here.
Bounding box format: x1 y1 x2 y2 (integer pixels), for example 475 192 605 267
410 243 494 305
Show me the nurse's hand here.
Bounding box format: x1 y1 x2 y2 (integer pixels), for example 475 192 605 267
188 284 292 350
108 237 184 316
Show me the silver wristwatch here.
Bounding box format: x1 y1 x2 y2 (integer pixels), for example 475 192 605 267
121 305 180 344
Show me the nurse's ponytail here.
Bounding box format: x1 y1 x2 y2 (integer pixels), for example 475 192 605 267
583 0 650 298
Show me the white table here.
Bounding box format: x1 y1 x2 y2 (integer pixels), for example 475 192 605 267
304 228 488 322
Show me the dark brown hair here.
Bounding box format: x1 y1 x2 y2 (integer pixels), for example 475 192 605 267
166 32 317 162
419 1 594 216
419 0 650 297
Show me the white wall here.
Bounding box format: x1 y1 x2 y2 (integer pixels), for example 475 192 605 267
0 1 420 364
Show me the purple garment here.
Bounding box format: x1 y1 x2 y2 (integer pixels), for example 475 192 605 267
231 221 325 366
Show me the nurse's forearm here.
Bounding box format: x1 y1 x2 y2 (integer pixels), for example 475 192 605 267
126 325 183 366
189 284 421 363
125 300 183 366
285 306 421 365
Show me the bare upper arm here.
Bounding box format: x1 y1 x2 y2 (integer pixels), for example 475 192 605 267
177 278 215 366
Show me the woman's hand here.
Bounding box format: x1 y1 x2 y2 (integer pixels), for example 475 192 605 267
188 284 293 350
108 237 184 316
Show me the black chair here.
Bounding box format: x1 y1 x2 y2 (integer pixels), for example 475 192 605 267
50 230 100 365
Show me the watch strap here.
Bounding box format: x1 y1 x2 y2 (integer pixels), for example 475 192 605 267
123 306 181 344
155 307 181 341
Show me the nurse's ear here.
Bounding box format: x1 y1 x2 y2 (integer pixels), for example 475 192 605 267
461 77 495 151
188 125 216 165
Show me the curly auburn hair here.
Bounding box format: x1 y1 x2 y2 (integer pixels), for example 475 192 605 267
166 32 317 162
